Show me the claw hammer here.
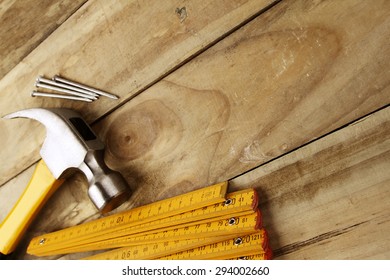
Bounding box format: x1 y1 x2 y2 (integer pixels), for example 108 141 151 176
0 108 131 256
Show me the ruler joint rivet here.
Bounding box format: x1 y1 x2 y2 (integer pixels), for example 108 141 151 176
234 237 243 246
228 217 237 225
224 199 233 206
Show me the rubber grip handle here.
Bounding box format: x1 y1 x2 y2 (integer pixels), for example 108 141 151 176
0 160 64 255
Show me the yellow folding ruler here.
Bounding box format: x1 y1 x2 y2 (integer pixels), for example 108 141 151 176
27 182 272 260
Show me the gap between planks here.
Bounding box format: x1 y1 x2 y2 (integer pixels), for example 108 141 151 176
91 0 283 125
0 0 281 189
0 0 88 79
229 106 390 259
229 103 390 182
42 102 390 259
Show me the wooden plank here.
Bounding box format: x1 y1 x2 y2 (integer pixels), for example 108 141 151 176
0 0 87 78
4 108 389 259
1 0 390 259
0 0 277 186
94 0 389 201
230 107 390 259
275 214 390 259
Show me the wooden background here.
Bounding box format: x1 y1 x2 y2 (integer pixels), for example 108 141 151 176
0 0 389 259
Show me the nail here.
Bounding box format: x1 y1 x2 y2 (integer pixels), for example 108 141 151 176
36 75 99 98
31 91 93 102
35 82 98 100
53 75 119 100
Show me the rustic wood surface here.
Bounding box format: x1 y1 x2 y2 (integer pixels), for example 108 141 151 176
0 0 277 186
0 0 389 260
230 107 390 259
0 0 87 79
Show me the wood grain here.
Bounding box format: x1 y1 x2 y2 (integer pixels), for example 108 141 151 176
0 0 277 186
3 106 389 259
95 0 390 201
230 107 390 259
0 0 389 259
0 0 87 78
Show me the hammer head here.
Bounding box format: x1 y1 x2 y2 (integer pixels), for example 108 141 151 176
4 108 131 213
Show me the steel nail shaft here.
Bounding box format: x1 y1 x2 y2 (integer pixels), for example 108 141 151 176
35 82 98 100
31 91 93 102
53 75 119 100
36 76 99 98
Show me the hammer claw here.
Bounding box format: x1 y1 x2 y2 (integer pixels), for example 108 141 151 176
0 108 131 256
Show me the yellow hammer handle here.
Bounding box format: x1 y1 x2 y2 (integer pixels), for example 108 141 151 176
0 160 64 255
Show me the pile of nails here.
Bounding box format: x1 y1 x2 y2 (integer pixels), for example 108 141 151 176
32 75 119 102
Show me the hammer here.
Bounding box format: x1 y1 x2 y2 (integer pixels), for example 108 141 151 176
0 108 131 256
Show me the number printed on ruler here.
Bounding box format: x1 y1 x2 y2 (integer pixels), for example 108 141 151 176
157 230 268 260
28 185 258 256
26 182 271 260
28 182 229 254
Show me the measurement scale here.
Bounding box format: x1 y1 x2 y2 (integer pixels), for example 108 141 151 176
27 182 272 259
29 188 259 256
158 231 268 260
85 230 268 260
28 185 257 255
28 181 228 254
36 210 261 256
85 235 236 260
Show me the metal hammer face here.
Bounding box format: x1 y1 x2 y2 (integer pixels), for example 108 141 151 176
4 108 131 213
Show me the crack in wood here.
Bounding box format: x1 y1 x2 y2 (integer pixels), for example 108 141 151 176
273 221 368 258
